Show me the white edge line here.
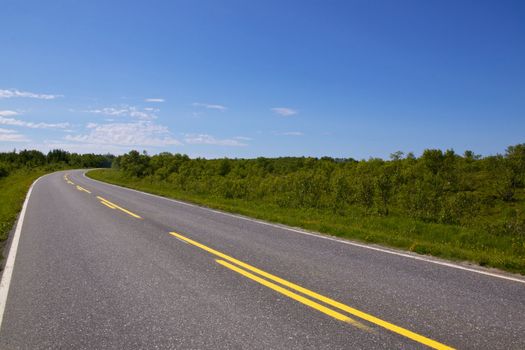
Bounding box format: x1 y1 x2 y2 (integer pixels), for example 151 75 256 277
0 173 48 331
83 171 525 284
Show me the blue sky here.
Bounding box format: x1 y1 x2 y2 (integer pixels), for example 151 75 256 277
1 0 524 159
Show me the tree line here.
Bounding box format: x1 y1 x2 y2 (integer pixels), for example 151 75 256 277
0 149 114 178
2 145 523 237
113 144 525 237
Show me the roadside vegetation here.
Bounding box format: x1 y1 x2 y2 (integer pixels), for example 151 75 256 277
88 144 525 274
0 150 113 261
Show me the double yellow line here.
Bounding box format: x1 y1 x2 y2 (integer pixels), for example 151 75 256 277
63 174 141 220
170 232 454 350
62 172 453 349
76 185 91 194
65 175 90 194
97 196 142 219
64 174 73 183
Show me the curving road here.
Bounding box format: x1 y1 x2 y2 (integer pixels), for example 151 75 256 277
0 170 524 349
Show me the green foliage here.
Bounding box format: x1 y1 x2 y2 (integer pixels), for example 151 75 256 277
118 150 150 177
87 143 525 274
0 149 114 170
107 144 525 228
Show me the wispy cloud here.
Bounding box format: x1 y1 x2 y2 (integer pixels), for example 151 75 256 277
271 107 298 116
184 133 246 146
277 131 304 136
145 98 165 102
192 102 227 111
85 107 127 116
65 121 181 147
0 128 29 142
0 110 20 117
0 115 70 129
234 136 253 141
84 105 156 120
0 88 62 100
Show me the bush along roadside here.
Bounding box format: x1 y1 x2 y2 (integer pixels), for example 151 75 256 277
86 144 525 275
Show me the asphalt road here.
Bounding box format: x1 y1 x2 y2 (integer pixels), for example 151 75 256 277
0 170 524 349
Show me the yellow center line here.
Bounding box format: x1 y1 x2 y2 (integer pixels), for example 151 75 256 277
76 185 91 194
100 201 117 209
170 231 454 350
96 196 142 219
216 259 369 330
66 180 75 185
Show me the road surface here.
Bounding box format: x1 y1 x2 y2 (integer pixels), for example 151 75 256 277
0 170 524 349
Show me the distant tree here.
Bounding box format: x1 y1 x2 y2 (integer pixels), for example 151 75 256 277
47 149 69 164
421 149 444 175
357 178 374 212
505 144 525 188
119 150 150 177
463 150 481 161
218 158 231 176
390 151 404 161
18 150 46 167
376 167 395 216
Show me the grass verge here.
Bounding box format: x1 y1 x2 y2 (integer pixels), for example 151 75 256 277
0 169 49 262
87 169 525 275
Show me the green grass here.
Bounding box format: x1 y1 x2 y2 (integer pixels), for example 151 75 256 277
88 169 525 275
0 169 50 259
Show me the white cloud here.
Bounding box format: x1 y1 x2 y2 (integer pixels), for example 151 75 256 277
234 136 253 141
85 105 157 120
192 102 227 111
0 116 70 129
277 131 304 136
0 128 29 142
0 110 19 117
0 88 62 100
129 110 155 120
184 134 246 146
65 121 181 147
145 98 165 102
84 107 127 116
271 107 298 116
